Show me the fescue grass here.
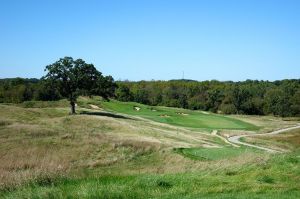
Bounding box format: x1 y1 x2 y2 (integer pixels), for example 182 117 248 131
0 100 299 198
244 128 300 151
19 99 69 108
76 96 104 109
1 151 299 199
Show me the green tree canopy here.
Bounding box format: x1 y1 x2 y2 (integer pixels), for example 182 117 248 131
43 57 116 114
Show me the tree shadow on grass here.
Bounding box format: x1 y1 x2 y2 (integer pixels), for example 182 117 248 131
80 111 133 120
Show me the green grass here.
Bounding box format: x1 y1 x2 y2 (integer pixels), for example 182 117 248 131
174 147 259 161
101 100 258 130
1 151 299 199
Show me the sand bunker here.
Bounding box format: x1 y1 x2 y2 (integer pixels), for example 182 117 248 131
133 106 141 111
148 107 157 112
89 104 101 109
176 112 189 116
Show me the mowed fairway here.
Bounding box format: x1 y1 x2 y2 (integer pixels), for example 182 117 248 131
102 100 258 130
174 147 259 161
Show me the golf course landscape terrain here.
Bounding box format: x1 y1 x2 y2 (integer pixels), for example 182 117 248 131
1 0 300 198
0 97 299 198
101 100 259 130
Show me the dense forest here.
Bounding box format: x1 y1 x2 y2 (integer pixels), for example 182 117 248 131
0 78 299 117
115 79 300 117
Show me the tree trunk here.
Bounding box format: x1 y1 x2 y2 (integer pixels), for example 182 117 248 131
70 101 76 114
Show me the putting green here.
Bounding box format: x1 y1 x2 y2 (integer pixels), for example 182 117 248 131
174 147 258 161
101 100 258 130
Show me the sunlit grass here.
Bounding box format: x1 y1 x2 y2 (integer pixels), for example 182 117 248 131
174 146 260 161
101 100 259 130
0 101 299 198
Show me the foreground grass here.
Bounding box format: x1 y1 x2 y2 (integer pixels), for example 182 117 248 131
1 151 299 199
0 100 299 198
0 103 217 190
101 100 258 130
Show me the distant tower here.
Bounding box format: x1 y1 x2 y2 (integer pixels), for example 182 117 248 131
182 71 185 80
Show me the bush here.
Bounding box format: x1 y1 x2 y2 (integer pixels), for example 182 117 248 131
220 104 237 114
257 175 274 184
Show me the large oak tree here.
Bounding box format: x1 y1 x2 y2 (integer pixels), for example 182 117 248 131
43 57 116 114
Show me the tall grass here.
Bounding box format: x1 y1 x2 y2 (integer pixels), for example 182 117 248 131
2 151 300 198
0 102 299 198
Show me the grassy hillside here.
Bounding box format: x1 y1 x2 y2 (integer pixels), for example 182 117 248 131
243 128 300 151
0 100 299 198
101 100 258 130
3 154 300 199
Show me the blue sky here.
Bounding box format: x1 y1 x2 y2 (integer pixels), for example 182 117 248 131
0 0 299 81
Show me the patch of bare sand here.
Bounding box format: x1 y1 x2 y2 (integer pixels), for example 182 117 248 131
89 104 102 110
176 112 189 116
201 111 209 115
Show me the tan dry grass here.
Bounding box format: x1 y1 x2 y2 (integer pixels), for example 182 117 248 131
1 105 215 189
0 145 70 189
229 115 298 133
244 129 300 151
0 104 287 191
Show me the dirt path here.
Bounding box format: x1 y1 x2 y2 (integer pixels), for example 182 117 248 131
227 124 300 153
211 130 240 147
83 106 300 152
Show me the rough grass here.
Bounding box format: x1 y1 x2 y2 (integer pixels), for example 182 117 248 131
228 115 299 133
76 96 104 109
0 103 215 190
0 100 299 198
19 99 69 108
244 128 300 151
1 151 300 199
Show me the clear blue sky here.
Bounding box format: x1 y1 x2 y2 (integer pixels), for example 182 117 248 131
0 0 299 81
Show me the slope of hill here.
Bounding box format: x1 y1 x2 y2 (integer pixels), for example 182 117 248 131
0 99 299 198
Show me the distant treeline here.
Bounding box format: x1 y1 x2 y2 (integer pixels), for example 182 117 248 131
115 79 300 117
0 78 61 103
0 78 299 117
